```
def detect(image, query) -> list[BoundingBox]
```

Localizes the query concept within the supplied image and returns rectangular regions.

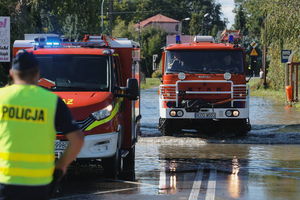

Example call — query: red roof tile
[135,14,179,28]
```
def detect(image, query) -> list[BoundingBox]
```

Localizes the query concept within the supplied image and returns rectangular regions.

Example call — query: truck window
[113,56,122,86]
[36,54,109,91]
[166,50,244,74]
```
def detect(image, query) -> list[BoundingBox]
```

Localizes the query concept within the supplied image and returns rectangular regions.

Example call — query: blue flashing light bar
[33,36,107,48]
[175,35,181,44]
[228,35,234,43]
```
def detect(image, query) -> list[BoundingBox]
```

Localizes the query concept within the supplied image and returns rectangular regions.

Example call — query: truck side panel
[114,48,140,149]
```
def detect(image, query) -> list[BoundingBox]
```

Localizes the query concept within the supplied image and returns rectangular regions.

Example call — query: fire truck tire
[236,119,251,136]
[120,147,135,180]
[159,119,179,136]
[224,119,250,136]
[102,148,122,179]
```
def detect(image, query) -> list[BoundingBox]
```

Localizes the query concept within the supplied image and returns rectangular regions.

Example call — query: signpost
[153,54,158,70]
[281,50,292,63]
[0,17,10,62]
[249,41,259,75]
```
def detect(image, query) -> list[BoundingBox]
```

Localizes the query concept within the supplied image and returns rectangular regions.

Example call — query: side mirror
[126,78,139,100]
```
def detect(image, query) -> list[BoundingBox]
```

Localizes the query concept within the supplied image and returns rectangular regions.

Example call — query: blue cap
[12,51,39,71]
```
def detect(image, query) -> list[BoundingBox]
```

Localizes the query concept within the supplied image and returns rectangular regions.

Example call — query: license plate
[55,140,68,150]
[195,112,216,118]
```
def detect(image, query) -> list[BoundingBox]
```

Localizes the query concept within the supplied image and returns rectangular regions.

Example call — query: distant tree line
[0,0,226,82]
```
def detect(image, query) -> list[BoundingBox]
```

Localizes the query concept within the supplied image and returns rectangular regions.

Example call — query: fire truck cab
[13,34,141,178]
[159,36,250,136]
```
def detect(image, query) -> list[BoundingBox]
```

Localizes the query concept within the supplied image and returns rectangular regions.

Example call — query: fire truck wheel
[102,149,122,179]
[160,119,179,136]
[236,119,251,136]
[120,147,135,181]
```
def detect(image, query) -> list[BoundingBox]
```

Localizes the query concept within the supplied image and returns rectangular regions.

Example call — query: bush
[151,70,162,78]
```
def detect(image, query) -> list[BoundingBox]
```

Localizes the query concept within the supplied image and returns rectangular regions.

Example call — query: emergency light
[176,35,181,44]
[228,35,234,43]
[33,36,106,48]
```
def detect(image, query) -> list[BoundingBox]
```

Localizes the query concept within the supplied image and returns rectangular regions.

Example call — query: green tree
[235,0,300,89]
[233,5,248,35]
[140,27,167,77]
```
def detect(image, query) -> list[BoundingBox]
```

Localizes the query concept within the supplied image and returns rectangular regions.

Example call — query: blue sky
[216,0,235,28]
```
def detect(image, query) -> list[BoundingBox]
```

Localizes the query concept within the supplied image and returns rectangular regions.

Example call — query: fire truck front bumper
[77,132,119,159]
[55,132,119,159]
[160,108,249,119]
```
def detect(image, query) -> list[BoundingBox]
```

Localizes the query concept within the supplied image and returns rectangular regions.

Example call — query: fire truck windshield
[36,54,109,91]
[166,50,244,74]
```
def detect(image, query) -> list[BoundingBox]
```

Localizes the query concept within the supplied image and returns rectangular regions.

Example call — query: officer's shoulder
[0,85,14,93]
[36,86,58,98]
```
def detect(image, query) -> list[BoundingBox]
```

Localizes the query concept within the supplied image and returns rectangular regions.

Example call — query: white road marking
[205,169,217,200]
[188,168,203,200]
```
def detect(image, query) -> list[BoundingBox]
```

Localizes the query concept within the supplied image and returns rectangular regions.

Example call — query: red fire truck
[159,36,251,136]
[13,34,141,178]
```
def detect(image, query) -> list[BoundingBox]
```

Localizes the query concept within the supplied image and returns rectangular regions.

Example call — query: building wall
[144,22,181,34]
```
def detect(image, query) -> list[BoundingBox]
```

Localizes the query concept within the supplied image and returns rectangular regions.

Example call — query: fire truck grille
[160,85,176,100]
[160,82,247,109]
[233,86,247,99]
[76,116,95,131]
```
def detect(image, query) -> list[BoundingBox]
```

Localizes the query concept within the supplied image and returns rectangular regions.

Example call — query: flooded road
[54,88,300,200]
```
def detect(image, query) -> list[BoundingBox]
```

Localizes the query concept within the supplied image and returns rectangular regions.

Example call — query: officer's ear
[9,69,13,78]
[9,69,16,79]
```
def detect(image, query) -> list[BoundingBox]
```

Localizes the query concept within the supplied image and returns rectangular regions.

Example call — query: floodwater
[53,88,300,200]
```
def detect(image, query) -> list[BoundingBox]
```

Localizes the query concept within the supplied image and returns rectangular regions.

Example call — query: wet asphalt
[52,88,300,200]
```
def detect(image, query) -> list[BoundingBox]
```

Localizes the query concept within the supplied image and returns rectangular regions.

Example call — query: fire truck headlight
[92,104,113,120]
[225,110,232,117]
[170,110,177,117]
[232,110,240,117]
[177,110,184,117]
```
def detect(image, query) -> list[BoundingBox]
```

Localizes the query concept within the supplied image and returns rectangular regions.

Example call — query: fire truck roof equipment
[194,36,214,43]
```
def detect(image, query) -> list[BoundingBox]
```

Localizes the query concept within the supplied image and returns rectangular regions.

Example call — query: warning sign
[0,16,10,62]
[250,48,258,56]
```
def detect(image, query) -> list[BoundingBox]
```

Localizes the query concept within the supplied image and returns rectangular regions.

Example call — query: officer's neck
[13,79,37,85]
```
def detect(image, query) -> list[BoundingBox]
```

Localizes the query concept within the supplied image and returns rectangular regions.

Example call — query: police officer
[0,51,84,200]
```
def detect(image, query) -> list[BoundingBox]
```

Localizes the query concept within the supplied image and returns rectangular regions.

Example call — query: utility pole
[262,13,268,87]
[109,0,113,36]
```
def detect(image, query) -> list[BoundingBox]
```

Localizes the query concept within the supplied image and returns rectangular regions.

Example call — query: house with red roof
[135,14,181,34]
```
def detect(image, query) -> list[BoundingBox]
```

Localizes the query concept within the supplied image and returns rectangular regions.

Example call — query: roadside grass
[140,78,161,90]
[248,77,286,102]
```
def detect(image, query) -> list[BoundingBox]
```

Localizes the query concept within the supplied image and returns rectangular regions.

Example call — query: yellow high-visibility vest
[0,84,57,185]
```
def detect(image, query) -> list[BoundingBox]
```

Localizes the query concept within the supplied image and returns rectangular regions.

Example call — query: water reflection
[158,160,178,194]
[228,174,241,199]
[232,156,240,175]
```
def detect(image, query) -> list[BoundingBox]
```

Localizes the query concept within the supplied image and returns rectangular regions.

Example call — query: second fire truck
[159,36,251,136]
